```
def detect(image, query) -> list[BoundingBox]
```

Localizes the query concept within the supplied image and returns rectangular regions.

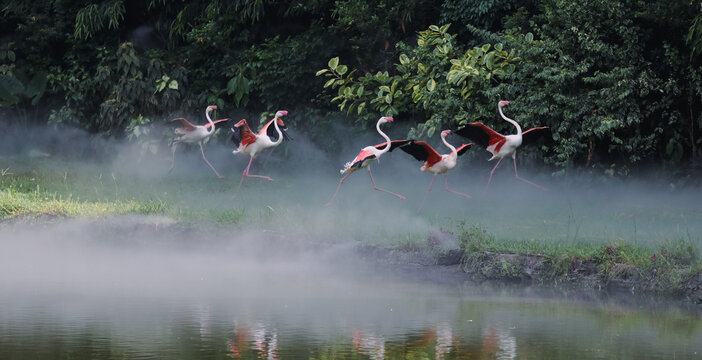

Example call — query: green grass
[457,223,702,294]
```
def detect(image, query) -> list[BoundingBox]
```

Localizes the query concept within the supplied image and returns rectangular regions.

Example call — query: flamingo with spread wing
[397,130,473,212]
[455,101,551,192]
[169,105,230,178]
[230,110,292,199]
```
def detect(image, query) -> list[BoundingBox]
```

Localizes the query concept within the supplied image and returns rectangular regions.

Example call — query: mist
[2,120,702,359]
[2,118,701,249]
[1,119,700,310]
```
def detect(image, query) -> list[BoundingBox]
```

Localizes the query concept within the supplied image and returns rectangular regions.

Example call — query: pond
[0,218,700,359]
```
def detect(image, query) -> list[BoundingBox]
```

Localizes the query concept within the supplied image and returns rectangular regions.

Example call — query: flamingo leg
[367,168,405,200]
[513,157,547,191]
[199,142,223,179]
[484,157,503,193]
[231,157,254,200]
[243,158,273,181]
[444,174,471,199]
[417,175,437,213]
[168,141,181,174]
[324,172,353,206]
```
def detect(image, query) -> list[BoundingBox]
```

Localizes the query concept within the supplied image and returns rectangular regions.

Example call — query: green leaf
[357,102,366,114]
[427,78,436,92]
[399,54,410,65]
[495,43,503,51]
[450,59,461,67]
[484,53,495,70]
[324,78,336,88]
[429,25,440,32]
[525,33,534,43]
[315,69,329,76]
[337,65,348,75]
[379,85,391,93]
[328,57,339,71]
[357,85,364,96]
[168,80,178,90]
[481,44,491,52]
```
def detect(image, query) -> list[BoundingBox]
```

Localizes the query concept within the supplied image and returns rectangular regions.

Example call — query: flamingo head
[441,130,451,136]
[275,110,288,118]
[381,116,394,123]
[234,119,248,127]
[498,100,510,107]
[207,105,218,111]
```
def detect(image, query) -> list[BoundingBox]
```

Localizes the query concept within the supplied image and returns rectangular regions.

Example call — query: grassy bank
[455,224,702,297]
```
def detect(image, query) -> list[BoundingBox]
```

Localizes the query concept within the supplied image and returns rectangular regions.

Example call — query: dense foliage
[0,0,701,177]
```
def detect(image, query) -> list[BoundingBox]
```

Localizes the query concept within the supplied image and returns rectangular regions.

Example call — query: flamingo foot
[246,174,273,181]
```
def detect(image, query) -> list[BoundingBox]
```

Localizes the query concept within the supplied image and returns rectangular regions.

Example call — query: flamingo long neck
[499,105,521,137]
[441,134,457,156]
[377,120,392,154]
[205,108,216,135]
[271,117,283,146]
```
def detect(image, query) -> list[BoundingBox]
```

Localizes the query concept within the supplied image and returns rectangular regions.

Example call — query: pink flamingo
[230,110,291,199]
[169,105,230,178]
[397,130,473,212]
[455,100,550,192]
[325,116,409,206]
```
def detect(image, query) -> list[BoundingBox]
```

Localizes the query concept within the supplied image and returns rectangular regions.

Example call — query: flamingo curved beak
[384,117,394,122]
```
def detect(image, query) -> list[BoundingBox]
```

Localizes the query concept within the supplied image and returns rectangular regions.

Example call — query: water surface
[1,218,700,359]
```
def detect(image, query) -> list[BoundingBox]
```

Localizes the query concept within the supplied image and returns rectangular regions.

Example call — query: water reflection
[1,289,701,359]
[1,218,701,359]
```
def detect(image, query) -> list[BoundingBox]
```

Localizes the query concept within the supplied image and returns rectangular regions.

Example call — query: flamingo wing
[456,143,473,156]
[398,141,441,164]
[456,122,506,156]
[171,117,198,132]
[345,149,377,172]
[231,119,257,148]
[455,123,504,148]
[522,126,552,147]
[373,140,411,152]
[258,118,293,142]
[204,118,231,129]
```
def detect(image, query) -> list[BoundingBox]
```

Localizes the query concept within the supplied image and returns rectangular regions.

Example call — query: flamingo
[325,116,409,206]
[455,100,550,192]
[169,105,230,178]
[230,110,292,199]
[397,130,473,212]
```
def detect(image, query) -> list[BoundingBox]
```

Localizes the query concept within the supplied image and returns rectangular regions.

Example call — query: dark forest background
[1,0,701,179]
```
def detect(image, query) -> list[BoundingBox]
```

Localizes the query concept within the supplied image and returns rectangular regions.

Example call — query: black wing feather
[230,127,243,148]
[375,140,411,152]
[267,123,292,141]
[454,125,490,148]
[456,143,473,156]
[397,141,430,161]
